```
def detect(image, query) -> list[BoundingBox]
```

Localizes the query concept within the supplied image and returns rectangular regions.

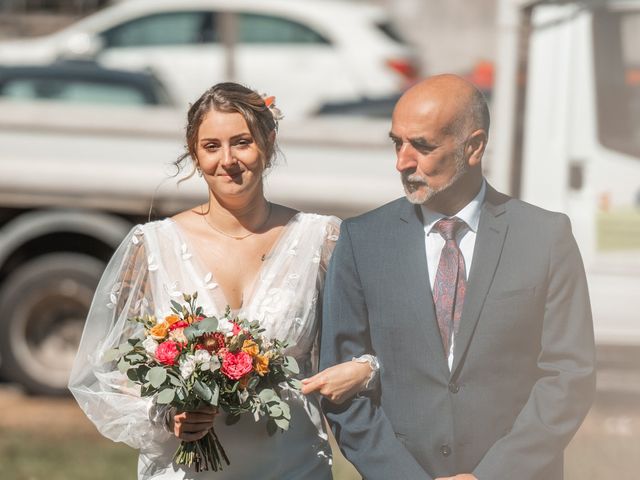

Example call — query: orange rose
[164,315,181,326]
[242,339,259,357]
[149,322,169,340]
[255,354,269,376]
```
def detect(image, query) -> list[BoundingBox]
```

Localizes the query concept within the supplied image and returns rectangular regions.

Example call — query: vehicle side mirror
[59,33,105,60]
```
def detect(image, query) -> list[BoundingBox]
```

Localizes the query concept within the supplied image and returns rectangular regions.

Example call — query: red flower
[169,320,189,331]
[232,323,242,336]
[221,351,253,380]
[201,332,226,353]
[155,341,181,366]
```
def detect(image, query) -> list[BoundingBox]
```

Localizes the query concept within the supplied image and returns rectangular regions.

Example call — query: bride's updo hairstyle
[175,82,280,180]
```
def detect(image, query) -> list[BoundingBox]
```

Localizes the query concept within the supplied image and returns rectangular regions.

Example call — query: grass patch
[0,429,137,480]
[0,396,636,480]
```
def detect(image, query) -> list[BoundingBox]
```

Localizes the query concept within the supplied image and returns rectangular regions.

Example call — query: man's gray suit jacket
[320,185,596,480]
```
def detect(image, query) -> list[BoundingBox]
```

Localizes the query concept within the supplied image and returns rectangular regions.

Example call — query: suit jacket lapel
[451,185,509,376]
[398,200,450,378]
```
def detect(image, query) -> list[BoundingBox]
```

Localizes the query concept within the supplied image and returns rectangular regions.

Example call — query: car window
[238,13,330,44]
[593,9,640,158]
[101,11,217,48]
[0,78,153,105]
[376,21,408,45]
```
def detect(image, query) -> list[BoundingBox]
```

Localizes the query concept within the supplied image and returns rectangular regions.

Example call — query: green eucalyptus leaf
[247,376,260,391]
[102,349,121,363]
[170,300,183,312]
[176,388,187,401]
[126,368,140,382]
[156,388,175,404]
[147,366,167,388]
[209,382,220,406]
[269,404,283,417]
[258,388,278,404]
[288,378,302,390]
[280,402,291,420]
[284,356,299,375]
[193,380,212,402]
[118,342,134,355]
[117,357,130,374]
[127,353,144,364]
[168,373,183,387]
[183,317,219,341]
[183,325,199,342]
[274,417,290,431]
[197,317,219,333]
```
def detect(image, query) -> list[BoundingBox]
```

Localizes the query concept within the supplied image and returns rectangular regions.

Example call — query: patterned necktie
[432,217,467,357]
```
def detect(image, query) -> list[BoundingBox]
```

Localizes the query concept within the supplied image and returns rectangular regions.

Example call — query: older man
[318,75,595,480]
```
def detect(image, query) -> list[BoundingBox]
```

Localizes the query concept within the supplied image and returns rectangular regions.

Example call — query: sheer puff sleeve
[318,216,341,284]
[68,225,171,450]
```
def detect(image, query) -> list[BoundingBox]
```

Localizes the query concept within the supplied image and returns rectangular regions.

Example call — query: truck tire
[0,253,105,396]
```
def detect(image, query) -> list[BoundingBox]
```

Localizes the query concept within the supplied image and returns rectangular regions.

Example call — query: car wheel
[0,253,105,396]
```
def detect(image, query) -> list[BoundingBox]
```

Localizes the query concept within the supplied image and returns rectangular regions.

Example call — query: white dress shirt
[420,180,486,370]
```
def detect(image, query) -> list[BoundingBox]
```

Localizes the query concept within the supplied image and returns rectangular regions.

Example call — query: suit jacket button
[440,445,452,457]
[448,382,460,393]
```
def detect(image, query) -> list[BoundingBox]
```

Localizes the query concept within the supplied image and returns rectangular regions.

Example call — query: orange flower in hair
[260,93,284,127]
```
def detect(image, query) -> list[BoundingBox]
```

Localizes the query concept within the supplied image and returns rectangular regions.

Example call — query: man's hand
[435,475,478,480]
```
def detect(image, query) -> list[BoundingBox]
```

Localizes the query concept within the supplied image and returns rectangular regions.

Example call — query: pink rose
[221,351,253,380]
[155,340,181,366]
[232,323,242,336]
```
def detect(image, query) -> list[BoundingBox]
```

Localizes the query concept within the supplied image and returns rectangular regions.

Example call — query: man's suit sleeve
[320,221,431,480]
[473,214,596,480]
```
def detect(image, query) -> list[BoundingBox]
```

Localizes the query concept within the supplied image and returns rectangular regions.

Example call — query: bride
[69,83,375,479]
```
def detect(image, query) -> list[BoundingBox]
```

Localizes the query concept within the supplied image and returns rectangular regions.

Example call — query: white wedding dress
[69,212,341,479]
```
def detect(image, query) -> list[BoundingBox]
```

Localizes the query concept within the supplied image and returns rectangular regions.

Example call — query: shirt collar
[420,179,486,234]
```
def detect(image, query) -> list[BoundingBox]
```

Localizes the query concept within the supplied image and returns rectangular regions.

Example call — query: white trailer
[490,0,640,379]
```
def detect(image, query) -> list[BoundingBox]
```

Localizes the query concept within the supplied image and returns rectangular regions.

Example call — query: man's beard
[401,150,468,205]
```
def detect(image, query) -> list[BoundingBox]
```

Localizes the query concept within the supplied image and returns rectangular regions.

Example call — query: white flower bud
[142,337,158,356]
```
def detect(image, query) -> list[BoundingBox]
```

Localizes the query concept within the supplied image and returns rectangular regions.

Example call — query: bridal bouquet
[107,292,300,472]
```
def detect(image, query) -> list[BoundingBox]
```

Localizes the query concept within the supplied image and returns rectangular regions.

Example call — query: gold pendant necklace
[202,202,273,240]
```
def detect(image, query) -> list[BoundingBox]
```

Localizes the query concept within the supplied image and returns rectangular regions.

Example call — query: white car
[0,0,418,117]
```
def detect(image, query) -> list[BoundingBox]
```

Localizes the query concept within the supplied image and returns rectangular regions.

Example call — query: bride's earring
[196,165,203,177]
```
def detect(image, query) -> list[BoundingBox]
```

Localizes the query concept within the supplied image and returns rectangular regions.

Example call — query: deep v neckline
[165,213,302,312]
